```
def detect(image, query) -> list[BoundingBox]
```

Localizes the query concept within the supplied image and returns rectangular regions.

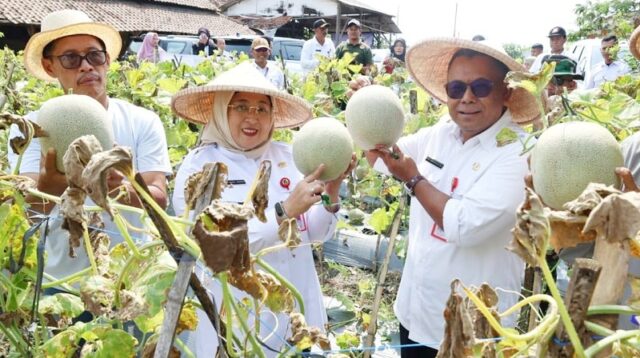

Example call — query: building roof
[0,0,253,35]
[230,15,293,31]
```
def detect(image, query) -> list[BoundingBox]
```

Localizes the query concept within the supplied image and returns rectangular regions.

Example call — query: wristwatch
[404,174,426,196]
[275,201,289,220]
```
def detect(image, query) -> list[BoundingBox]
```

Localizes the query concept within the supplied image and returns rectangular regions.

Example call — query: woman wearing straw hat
[366,39,539,357]
[171,61,354,356]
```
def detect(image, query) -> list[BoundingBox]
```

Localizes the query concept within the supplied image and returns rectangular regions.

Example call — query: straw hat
[24,9,122,82]
[631,25,640,61]
[406,37,541,124]
[171,62,312,128]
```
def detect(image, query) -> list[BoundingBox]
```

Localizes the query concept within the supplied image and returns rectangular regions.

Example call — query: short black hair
[531,43,543,50]
[602,35,618,43]
[449,48,510,78]
[42,36,107,58]
[472,35,486,41]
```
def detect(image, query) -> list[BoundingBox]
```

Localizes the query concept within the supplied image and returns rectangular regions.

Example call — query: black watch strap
[275,201,289,219]
[405,174,426,195]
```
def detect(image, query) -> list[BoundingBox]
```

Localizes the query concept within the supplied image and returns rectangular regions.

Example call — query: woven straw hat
[171,62,312,128]
[406,37,540,124]
[24,9,122,82]
[631,25,640,61]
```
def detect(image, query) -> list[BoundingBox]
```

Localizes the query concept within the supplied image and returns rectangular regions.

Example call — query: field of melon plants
[2,37,640,357]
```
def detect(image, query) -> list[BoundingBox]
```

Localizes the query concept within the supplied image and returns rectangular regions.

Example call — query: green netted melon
[347,208,365,225]
[345,85,405,150]
[530,121,623,210]
[37,94,113,172]
[292,117,353,181]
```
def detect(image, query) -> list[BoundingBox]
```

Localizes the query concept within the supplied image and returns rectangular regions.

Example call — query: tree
[503,43,528,62]
[570,0,640,41]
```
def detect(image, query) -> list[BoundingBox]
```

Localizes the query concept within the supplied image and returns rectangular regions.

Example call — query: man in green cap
[542,54,583,96]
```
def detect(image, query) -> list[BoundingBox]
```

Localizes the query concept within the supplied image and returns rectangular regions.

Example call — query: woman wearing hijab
[171,62,354,356]
[383,38,407,74]
[137,32,164,63]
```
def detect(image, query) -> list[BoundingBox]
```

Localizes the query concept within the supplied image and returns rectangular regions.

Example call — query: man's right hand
[37,148,68,197]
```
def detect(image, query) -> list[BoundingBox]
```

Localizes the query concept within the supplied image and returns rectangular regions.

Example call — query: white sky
[367,0,583,48]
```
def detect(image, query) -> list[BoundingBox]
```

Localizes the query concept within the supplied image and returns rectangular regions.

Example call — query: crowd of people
[7,7,640,358]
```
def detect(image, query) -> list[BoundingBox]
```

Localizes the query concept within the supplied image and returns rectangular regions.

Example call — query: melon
[37,94,113,172]
[530,121,623,210]
[292,117,353,181]
[345,85,405,150]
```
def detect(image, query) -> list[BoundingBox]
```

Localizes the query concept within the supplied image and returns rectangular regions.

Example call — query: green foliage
[570,0,640,40]
[503,43,528,62]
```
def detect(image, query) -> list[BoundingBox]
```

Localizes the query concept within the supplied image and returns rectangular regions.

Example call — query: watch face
[275,202,285,217]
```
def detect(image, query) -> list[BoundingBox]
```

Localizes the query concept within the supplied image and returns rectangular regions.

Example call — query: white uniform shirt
[583,59,631,89]
[376,111,527,347]
[529,50,578,73]
[8,98,172,281]
[300,36,336,75]
[172,142,337,357]
[253,61,285,90]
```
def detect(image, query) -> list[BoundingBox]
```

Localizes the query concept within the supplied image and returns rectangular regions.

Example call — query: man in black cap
[192,27,216,56]
[529,26,577,72]
[335,19,373,75]
[301,18,336,75]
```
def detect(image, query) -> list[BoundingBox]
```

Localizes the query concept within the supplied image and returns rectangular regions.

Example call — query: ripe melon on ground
[345,85,405,150]
[38,94,113,173]
[530,121,623,210]
[292,117,353,181]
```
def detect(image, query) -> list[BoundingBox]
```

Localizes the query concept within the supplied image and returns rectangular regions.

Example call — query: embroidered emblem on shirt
[280,177,291,190]
[472,162,481,171]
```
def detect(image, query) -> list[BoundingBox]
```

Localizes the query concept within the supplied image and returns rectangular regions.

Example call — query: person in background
[192,27,216,56]
[524,56,536,71]
[531,43,544,57]
[583,35,631,89]
[335,19,373,75]
[300,18,335,75]
[365,38,539,357]
[8,9,170,286]
[137,31,165,63]
[530,26,577,72]
[214,38,232,59]
[171,62,354,356]
[250,37,285,90]
[542,55,583,96]
[472,34,486,41]
[383,38,407,74]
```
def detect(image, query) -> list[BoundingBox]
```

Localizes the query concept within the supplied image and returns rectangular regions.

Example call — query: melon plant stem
[82,228,99,276]
[584,329,640,357]
[112,209,143,258]
[255,256,304,315]
[113,240,165,307]
[538,250,585,357]
[40,267,90,289]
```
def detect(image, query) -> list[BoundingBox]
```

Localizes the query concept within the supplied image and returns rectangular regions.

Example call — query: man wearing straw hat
[366,39,539,356]
[7,10,171,284]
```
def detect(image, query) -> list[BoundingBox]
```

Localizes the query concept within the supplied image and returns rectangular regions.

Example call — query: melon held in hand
[530,121,623,210]
[345,85,405,150]
[292,117,353,181]
[37,94,113,173]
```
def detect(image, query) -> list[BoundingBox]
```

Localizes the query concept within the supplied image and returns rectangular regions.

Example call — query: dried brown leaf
[437,280,476,358]
[91,231,111,277]
[184,162,228,211]
[583,191,640,243]
[63,135,104,185]
[82,146,133,219]
[141,337,181,358]
[287,312,331,351]
[563,183,621,215]
[80,275,115,317]
[0,113,45,155]
[250,160,272,222]
[192,201,253,274]
[117,289,148,321]
[507,188,550,266]
[278,218,301,249]
[60,187,88,258]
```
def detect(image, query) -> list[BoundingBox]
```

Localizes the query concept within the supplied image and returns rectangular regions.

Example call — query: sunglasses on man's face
[254,47,269,53]
[53,50,107,69]
[444,78,494,99]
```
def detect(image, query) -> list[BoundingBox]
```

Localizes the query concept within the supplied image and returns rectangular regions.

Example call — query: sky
[366,0,584,48]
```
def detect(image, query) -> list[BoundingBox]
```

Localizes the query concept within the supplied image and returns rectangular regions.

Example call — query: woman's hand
[323,154,357,211]
[369,144,419,183]
[282,165,326,218]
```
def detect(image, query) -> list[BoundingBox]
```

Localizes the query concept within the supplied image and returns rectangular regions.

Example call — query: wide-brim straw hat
[631,25,640,61]
[171,62,312,128]
[24,9,122,82]
[406,37,540,124]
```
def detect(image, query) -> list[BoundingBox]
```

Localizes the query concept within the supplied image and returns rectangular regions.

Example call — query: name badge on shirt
[227,179,246,185]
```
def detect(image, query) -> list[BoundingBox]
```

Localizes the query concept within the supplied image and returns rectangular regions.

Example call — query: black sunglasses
[444,78,494,99]
[53,50,107,69]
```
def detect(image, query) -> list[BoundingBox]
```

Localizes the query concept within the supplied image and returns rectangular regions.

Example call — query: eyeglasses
[228,103,272,116]
[444,78,494,99]
[52,50,107,69]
